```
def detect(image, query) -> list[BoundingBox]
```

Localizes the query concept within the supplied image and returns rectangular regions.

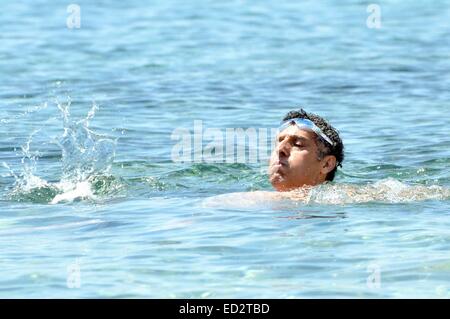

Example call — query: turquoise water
[1,0,450,298]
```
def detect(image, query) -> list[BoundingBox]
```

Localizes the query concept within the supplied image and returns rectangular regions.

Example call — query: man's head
[269,109,344,191]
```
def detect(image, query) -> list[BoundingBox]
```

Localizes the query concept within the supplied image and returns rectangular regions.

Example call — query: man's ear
[321,155,337,175]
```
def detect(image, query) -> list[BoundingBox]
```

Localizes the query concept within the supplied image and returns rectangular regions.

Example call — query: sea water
[1,0,450,298]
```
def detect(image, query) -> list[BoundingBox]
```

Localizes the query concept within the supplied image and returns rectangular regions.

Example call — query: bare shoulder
[201,189,309,208]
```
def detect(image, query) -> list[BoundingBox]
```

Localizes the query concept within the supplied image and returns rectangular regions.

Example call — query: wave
[307,178,450,204]
[202,178,450,208]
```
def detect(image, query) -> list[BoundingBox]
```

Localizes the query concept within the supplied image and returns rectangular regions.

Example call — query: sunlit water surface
[1,0,450,298]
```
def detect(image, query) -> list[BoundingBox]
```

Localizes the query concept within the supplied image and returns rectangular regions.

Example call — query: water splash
[4,99,118,204]
[2,129,58,203]
[56,99,115,183]
[307,178,450,205]
[202,178,450,208]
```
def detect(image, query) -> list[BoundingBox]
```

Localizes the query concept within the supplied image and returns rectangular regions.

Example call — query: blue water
[1,0,450,298]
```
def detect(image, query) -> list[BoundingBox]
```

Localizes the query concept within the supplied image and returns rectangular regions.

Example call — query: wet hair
[282,108,344,181]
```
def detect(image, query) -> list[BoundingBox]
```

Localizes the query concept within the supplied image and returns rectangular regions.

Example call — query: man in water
[203,109,345,207]
[205,110,449,207]
[269,109,344,191]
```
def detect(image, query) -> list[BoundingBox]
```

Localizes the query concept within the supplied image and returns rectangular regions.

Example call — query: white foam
[50,181,96,204]
[202,179,450,208]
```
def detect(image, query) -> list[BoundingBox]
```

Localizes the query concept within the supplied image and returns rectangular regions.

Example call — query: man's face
[269,125,331,191]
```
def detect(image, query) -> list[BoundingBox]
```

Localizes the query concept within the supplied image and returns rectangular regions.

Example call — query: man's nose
[277,139,290,159]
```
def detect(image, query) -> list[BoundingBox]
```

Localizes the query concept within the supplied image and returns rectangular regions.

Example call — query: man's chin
[271,177,321,192]
[269,174,290,192]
